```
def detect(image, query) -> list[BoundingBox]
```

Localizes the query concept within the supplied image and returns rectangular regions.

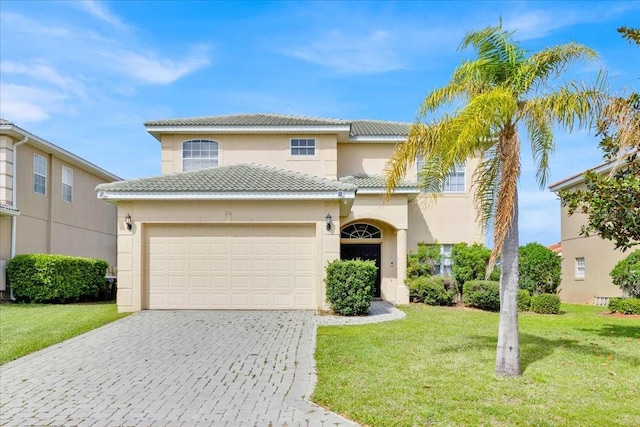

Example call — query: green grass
[0,302,129,365]
[313,304,640,426]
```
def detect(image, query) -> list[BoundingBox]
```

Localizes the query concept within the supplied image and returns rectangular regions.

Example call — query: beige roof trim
[146,125,352,141]
[549,161,614,192]
[97,190,357,201]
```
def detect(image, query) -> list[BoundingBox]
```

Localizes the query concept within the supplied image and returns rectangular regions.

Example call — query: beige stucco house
[97,114,484,312]
[549,162,627,304]
[0,119,120,296]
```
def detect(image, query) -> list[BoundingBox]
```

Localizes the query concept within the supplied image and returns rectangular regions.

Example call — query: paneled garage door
[146,224,316,309]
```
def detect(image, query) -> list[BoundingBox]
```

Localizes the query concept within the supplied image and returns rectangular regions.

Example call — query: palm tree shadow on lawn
[438,329,640,372]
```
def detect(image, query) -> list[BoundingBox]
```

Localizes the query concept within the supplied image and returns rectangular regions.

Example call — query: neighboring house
[547,242,562,257]
[0,119,120,296]
[96,114,484,312]
[549,162,626,304]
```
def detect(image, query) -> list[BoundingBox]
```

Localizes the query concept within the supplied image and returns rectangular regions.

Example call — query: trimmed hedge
[462,280,500,311]
[407,276,455,306]
[7,254,109,303]
[325,259,377,316]
[517,289,531,311]
[609,297,640,315]
[530,293,561,314]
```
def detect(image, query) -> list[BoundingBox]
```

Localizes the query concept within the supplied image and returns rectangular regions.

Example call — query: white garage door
[146,224,316,309]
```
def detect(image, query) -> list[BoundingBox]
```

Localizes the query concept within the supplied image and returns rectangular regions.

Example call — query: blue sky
[1,0,638,246]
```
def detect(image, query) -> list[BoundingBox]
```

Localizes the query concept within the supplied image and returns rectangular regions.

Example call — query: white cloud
[288,29,405,74]
[109,48,211,85]
[0,83,69,122]
[1,61,87,98]
[75,0,126,28]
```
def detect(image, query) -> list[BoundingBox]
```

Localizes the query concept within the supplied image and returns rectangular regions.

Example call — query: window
[436,244,454,276]
[33,154,47,195]
[62,166,73,202]
[416,155,466,193]
[442,163,466,193]
[182,140,219,172]
[290,138,315,156]
[340,223,382,239]
[576,257,585,279]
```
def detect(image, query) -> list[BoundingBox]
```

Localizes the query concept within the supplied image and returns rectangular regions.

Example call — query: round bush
[517,289,531,311]
[518,242,561,294]
[530,293,561,314]
[325,259,376,316]
[610,250,640,298]
[462,280,500,311]
[407,276,455,306]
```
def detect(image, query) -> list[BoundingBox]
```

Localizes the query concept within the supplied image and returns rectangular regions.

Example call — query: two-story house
[0,119,120,296]
[549,161,627,304]
[96,114,484,312]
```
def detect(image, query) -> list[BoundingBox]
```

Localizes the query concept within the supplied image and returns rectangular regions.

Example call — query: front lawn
[314,304,640,426]
[0,302,129,365]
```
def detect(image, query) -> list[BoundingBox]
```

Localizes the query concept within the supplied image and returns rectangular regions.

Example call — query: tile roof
[96,164,357,194]
[144,113,349,127]
[144,113,411,138]
[339,174,419,192]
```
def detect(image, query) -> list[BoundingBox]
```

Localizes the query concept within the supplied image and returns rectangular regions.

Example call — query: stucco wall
[159,134,338,179]
[558,203,625,303]
[12,143,117,267]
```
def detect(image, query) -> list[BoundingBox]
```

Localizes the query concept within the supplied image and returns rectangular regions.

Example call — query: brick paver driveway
[0,310,357,426]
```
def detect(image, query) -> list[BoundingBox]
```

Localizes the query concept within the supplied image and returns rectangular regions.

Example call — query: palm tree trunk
[495,189,521,376]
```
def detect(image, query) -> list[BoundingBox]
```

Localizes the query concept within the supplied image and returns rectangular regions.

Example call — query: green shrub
[407,276,455,306]
[530,293,561,314]
[609,297,640,314]
[407,242,441,279]
[325,259,377,316]
[517,289,531,311]
[610,250,640,297]
[518,242,561,294]
[451,243,499,294]
[7,254,109,303]
[462,280,500,311]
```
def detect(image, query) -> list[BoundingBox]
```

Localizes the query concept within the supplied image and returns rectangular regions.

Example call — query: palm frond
[527,43,598,89]
[472,146,501,229]
[522,106,554,188]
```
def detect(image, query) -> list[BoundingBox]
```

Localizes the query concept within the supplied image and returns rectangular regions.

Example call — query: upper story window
[575,257,585,279]
[416,155,466,193]
[290,138,315,156]
[33,154,47,195]
[62,166,73,203]
[182,140,219,172]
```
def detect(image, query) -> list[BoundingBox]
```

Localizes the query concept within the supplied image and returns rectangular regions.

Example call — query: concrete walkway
[0,302,404,427]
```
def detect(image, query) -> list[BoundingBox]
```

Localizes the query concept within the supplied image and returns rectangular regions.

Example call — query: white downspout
[9,135,28,300]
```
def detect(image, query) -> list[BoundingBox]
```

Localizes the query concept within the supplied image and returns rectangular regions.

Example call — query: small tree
[407,242,442,279]
[610,249,640,298]
[451,243,499,294]
[518,243,561,294]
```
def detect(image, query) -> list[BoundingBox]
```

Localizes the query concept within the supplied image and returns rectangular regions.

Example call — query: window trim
[575,257,585,279]
[340,223,382,239]
[182,139,219,172]
[290,138,316,157]
[33,154,47,195]
[416,155,466,193]
[62,165,73,203]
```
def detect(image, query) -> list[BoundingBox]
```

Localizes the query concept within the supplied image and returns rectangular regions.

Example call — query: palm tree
[385,23,605,376]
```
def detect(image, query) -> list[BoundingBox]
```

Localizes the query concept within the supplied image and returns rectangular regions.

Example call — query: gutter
[10,135,28,300]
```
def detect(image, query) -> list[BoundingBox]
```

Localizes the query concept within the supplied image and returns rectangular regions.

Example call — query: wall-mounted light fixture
[125,213,132,231]
[325,213,332,231]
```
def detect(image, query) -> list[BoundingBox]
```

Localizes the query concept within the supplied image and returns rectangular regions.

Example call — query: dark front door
[340,244,382,298]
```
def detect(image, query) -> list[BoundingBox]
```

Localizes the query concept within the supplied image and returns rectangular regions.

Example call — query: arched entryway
[340,223,383,298]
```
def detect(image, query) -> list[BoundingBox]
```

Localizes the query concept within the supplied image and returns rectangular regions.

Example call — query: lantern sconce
[325,213,332,231]
[125,213,132,231]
